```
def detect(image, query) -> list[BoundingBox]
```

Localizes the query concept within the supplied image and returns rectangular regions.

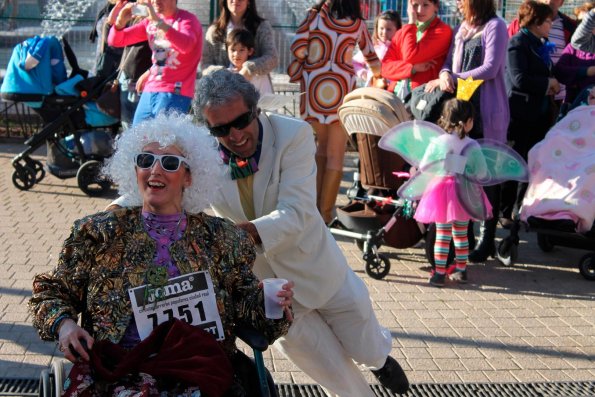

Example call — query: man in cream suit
[194,70,409,397]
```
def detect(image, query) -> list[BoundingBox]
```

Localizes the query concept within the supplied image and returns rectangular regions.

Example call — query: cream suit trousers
[273,270,393,397]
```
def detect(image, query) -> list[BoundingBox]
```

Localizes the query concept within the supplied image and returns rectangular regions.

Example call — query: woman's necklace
[142,211,186,287]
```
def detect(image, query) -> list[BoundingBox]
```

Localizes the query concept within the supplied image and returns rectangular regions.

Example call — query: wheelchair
[38,326,278,397]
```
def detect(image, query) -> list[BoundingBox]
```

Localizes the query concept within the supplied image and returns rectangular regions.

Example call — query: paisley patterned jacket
[30,208,290,356]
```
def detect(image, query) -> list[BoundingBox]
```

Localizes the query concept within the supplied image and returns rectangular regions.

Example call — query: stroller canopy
[1,36,67,99]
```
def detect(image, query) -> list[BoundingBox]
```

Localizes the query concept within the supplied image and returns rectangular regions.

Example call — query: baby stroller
[329,87,477,280]
[328,87,425,279]
[1,35,119,197]
[495,100,595,281]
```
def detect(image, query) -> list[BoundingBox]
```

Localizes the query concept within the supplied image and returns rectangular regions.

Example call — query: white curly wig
[103,113,224,213]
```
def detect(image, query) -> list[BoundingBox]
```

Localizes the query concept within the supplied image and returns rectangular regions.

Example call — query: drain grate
[1,378,594,396]
[0,378,38,396]
[277,381,595,397]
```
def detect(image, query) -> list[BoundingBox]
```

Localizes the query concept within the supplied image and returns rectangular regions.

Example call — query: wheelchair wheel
[365,253,390,280]
[12,165,36,190]
[38,369,51,397]
[52,360,66,396]
[579,253,595,281]
[496,237,518,267]
[77,160,111,197]
[232,350,278,397]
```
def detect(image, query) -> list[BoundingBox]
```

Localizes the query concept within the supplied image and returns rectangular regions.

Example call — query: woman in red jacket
[381,0,452,99]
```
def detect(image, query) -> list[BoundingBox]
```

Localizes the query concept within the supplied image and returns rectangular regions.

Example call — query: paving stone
[1,145,594,386]
[402,347,431,359]
[562,369,595,381]
[510,370,549,382]
[433,358,466,371]
[456,370,491,382]
[428,370,462,383]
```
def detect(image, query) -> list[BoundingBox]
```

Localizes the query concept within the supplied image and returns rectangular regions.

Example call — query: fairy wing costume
[378,119,529,220]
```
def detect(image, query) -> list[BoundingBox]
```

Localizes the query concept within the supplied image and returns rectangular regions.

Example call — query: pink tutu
[414,176,492,224]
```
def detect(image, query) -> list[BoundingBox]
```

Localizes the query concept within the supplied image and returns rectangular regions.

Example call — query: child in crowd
[227,29,274,95]
[414,82,491,287]
[352,10,402,86]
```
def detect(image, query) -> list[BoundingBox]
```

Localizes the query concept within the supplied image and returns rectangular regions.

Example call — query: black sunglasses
[207,109,257,137]
[135,153,189,172]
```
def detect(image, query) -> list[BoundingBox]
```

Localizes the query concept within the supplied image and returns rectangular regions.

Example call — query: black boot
[469,217,497,262]
[372,356,409,394]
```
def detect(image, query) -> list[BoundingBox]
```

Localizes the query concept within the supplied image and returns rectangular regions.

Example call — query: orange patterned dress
[287,3,381,125]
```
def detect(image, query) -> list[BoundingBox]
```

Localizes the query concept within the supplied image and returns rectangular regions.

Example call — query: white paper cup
[262,278,287,319]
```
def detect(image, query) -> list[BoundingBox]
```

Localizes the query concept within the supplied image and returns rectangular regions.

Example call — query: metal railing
[0,0,584,140]
[0,101,43,141]
[0,79,300,140]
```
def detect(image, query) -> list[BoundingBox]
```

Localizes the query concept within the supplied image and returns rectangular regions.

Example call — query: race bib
[128,271,225,341]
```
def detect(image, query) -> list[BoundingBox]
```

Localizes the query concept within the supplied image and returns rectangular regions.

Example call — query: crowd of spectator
[14,0,595,395]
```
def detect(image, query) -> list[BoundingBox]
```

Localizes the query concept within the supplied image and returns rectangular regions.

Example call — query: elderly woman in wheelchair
[29,114,293,397]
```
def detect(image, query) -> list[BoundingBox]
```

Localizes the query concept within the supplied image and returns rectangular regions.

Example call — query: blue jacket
[0,36,67,96]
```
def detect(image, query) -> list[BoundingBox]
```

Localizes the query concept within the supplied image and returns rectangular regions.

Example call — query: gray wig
[103,113,224,213]
[193,69,260,124]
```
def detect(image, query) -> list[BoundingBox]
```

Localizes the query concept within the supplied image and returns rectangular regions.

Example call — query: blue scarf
[521,28,556,67]
[218,120,263,180]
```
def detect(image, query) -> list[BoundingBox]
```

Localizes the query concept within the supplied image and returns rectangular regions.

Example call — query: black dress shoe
[500,218,514,229]
[372,356,409,394]
[468,242,495,262]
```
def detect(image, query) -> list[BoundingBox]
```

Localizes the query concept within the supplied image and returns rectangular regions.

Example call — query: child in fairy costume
[379,77,529,287]
[416,97,491,286]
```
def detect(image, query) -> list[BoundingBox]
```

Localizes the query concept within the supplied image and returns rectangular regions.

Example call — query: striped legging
[434,221,469,274]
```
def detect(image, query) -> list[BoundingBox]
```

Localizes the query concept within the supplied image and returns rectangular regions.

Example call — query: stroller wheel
[77,160,111,197]
[579,254,595,281]
[365,254,390,280]
[496,237,518,267]
[29,159,46,183]
[12,165,36,190]
[356,239,381,252]
[537,233,554,252]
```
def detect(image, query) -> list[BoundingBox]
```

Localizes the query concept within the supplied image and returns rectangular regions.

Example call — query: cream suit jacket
[211,112,348,309]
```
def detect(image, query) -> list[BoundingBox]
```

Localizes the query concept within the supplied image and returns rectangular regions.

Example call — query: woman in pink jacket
[108,0,202,125]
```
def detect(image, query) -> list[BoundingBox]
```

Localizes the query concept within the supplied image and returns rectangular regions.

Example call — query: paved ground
[0,142,594,389]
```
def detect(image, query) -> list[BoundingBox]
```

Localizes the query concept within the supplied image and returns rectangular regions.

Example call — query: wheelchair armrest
[235,325,269,352]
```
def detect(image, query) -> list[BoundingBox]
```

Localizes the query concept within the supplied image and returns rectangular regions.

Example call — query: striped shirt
[549,15,567,101]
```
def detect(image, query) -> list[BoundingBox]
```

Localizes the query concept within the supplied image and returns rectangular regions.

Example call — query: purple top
[119,212,188,348]
[441,17,510,143]
[142,211,187,278]
[554,42,595,104]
